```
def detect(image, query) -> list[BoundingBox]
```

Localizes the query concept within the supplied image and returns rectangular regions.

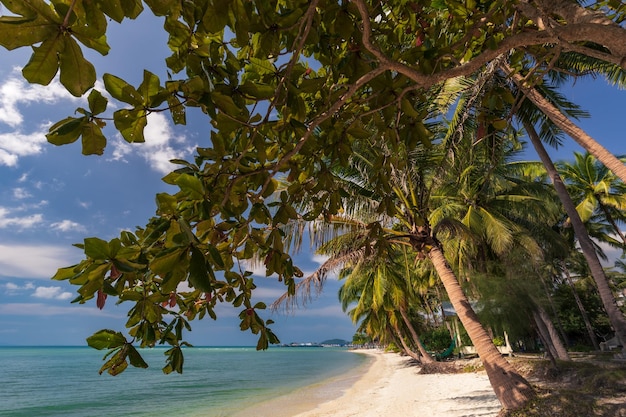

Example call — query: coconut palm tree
[557,151,626,247]
[336,258,433,362]
[275,133,536,408]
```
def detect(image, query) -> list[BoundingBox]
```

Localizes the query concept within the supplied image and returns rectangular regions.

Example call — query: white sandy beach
[234,350,502,417]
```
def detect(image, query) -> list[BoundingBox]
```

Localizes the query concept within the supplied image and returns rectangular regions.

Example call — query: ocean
[0,346,368,417]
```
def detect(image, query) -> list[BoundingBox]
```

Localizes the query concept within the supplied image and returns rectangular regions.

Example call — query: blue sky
[0,12,624,347]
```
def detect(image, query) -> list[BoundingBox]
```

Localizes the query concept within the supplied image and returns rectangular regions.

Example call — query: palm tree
[444,57,626,352]
[276,134,536,409]
[502,63,626,183]
[524,123,626,350]
[558,151,626,247]
[336,259,433,362]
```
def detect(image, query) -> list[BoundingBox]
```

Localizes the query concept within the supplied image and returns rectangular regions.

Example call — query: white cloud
[12,187,31,199]
[0,244,82,279]
[109,112,194,174]
[0,207,43,229]
[0,71,80,166]
[32,286,73,300]
[50,219,87,233]
[4,282,35,292]
[0,74,77,127]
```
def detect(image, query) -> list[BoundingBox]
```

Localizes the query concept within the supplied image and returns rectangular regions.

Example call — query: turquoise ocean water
[0,346,367,417]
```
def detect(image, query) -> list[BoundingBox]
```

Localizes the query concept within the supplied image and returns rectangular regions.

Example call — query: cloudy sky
[1,12,625,347]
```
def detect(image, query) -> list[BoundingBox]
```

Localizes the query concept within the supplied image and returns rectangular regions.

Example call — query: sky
[0,11,625,347]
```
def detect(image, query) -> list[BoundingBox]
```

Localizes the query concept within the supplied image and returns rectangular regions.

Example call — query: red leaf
[96,289,107,310]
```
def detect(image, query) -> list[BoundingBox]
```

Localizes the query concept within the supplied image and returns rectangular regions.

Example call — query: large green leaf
[113,108,147,143]
[46,116,85,146]
[188,246,214,292]
[81,122,107,155]
[103,73,143,105]
[0,0,59,50]
[21,34,63,85]
[59,36,96,96]
[94,0,125,22]
[86,329,126,350]
[175,174,204,200]
[87,89,108,114]
[84,237,111,260]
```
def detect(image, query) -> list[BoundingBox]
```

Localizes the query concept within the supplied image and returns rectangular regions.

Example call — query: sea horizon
[0,345,368,417]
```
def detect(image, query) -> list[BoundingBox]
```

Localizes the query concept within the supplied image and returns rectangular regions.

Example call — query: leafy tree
[5,0,626,410]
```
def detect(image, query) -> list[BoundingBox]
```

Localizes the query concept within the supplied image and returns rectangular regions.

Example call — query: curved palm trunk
[535,304,571,361]
[533,312,559,368]
[526,122,626,351]
[399,306,435,363]
[562,262,601,350]
[505,64,626,183]
[392,322,422,362]
[428,244,535,410]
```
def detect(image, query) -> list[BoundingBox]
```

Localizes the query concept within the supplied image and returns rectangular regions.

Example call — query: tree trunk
[537,270,570,347]
[533,312,559,368]
[428,244,535,410]
[562,262,601,350]
[399,305,435,363]
[392,322,422,362]
[525,123,626,351]
[505,64,626,183]
[535,304,571,361]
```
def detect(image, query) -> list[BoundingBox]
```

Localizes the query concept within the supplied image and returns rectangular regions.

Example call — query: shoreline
[232,349,503,417]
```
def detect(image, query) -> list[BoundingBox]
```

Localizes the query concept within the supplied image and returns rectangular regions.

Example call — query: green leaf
[167,94,186,125]
[103,73,143,105]
[163,346,184,374]
[0,3,59,50]
[144,0,180,17]
[211,92,246,118]
[46,116,85,146]
[95,0,125,22]
[88,89,108,115]
[175,174,204,200]
[87,329,126,350]
[138,70,161,105]
[21,34,63,86]
[59,36,96,96]
[238,81,276,100]
[188,246,214,293]
[81,122,107,155]
[127,344,149,368]
[155,193,178,215]
[120,0,144,19]
[150,247,184,276]
[113,108,147,143]
[84,237,111,260]
[52,264,79,281]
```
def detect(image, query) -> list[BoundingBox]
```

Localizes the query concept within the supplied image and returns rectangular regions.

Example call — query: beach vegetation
[2,0,626,412]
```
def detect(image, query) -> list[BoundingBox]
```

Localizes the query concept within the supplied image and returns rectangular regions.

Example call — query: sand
[234,349,503,417]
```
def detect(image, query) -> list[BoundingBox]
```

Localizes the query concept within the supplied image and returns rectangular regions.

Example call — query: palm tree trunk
[392,322,422,362]
[399,306,435,363]
[504,64,626,183]
[537,269,570,347]
[428,244,535,410]
[525,122,626,351]
[535,304,571,361]
[533,312,559,368]
[562,262,601,350]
